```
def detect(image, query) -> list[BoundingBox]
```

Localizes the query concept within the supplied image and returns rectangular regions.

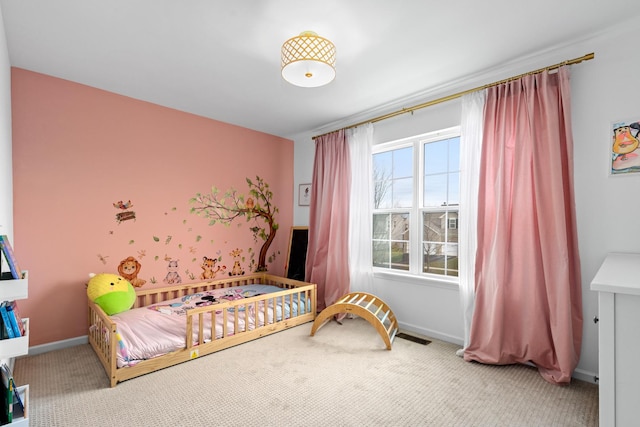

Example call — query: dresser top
[591,252,640,295]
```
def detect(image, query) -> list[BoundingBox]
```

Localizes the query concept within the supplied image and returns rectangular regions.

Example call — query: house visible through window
[372,127,460,278]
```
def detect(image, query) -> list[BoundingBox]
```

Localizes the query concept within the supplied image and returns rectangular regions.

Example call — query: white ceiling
[1,0,639,139]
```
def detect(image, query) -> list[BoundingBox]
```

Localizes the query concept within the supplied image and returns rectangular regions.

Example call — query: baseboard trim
[26,335,88,356]
[397,321,464,347]
[572,367,598,384]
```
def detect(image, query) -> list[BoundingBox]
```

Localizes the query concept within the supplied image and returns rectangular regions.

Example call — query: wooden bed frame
[88,273,317,387]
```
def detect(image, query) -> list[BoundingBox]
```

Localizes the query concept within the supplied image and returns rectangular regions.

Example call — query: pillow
[87,273,136,315]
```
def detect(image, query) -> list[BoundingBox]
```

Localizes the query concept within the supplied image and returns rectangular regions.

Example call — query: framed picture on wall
[298,183,311,206]
[611,117,640,175]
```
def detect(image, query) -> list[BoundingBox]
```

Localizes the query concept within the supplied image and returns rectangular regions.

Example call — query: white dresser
[591,252,640,427]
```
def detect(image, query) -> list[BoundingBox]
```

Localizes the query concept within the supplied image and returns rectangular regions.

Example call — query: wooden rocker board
[310,292,398,350]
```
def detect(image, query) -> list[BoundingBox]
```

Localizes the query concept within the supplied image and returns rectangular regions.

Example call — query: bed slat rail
[184,283,314,343]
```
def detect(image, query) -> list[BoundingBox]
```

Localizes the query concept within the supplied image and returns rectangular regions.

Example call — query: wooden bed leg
[309,292,398,350]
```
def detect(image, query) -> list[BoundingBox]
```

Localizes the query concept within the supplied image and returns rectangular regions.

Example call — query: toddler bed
[88,273,317,387]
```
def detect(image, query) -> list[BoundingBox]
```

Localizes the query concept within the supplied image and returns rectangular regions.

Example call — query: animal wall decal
[200,256,226,279]
[228,248,245,276]
[118,256,147,287]
[163,259,182,284]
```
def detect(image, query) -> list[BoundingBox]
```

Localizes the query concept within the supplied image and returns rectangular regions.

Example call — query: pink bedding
[107,284,308,367]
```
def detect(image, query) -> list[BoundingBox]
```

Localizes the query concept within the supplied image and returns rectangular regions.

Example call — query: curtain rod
[312,52,595,140]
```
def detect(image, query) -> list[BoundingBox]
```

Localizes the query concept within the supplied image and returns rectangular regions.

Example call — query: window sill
[373,269,459,290]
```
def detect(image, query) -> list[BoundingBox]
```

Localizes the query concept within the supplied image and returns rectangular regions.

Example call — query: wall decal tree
[190,176,279,272]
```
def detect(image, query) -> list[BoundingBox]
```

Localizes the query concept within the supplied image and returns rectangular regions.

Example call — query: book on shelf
[5,301,24,337]
[3,302,23,338]
[11,386,23,420]
[0,306,15,339]
[0,363,13,423]
[0,235,22,280]
[0,315,7,340]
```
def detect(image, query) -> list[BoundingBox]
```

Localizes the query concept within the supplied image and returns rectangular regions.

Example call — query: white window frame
[372,126,460,283]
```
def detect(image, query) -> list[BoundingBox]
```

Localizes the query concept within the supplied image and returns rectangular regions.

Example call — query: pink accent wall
[11,68,294,346]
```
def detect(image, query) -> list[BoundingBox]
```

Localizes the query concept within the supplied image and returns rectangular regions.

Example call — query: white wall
[293,23,640,382]
[570,24,640,380]
[293,132,314,226]
[0,4,13,240]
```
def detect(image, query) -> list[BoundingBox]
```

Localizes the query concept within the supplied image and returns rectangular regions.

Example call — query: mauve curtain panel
[464,67,583,385]
[305,129,351,311]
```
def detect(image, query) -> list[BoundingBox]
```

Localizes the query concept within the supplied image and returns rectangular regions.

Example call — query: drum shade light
[281,31,336,88]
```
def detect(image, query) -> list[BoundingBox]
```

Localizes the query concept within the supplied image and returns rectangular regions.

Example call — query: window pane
[424,174,447,207]
[372,241,390,268]
[373,152,392,209]
[372,213,410,271]
[422,211,458,277]
[424,137,460,208]
[373,151,392,178]
[422,243,458,276]
[373,147,413,209]
[392,147,412,179]
[372,214,389,239]
[424,140,448,175]
[423,211,445,243]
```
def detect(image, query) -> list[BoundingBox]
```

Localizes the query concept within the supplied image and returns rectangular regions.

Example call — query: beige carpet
[14,318,598,426]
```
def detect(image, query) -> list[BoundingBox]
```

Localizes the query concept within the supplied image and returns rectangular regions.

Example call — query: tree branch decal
[190,176,279,272]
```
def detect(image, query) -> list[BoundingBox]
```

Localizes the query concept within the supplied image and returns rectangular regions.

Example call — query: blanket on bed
[146,285,275,316]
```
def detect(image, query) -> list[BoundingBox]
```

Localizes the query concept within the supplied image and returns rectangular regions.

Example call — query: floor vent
[396,332,431,345]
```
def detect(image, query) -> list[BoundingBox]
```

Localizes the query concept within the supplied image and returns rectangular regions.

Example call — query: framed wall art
[298,183,311,206]
[611,117,640,175]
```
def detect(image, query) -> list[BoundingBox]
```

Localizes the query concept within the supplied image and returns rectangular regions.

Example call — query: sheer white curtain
[347,123,374,293]
[456,90,486,356]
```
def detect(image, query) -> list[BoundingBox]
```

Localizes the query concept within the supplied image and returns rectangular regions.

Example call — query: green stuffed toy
[87,273,136,315]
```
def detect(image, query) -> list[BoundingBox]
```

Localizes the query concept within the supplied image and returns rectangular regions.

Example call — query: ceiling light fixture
[281,31,336,88]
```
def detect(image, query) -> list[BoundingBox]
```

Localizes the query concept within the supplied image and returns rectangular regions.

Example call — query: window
[372,127,460,278]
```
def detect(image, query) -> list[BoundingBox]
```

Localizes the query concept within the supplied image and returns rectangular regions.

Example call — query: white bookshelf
[0,271,27,301]
[0,271,29,426]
